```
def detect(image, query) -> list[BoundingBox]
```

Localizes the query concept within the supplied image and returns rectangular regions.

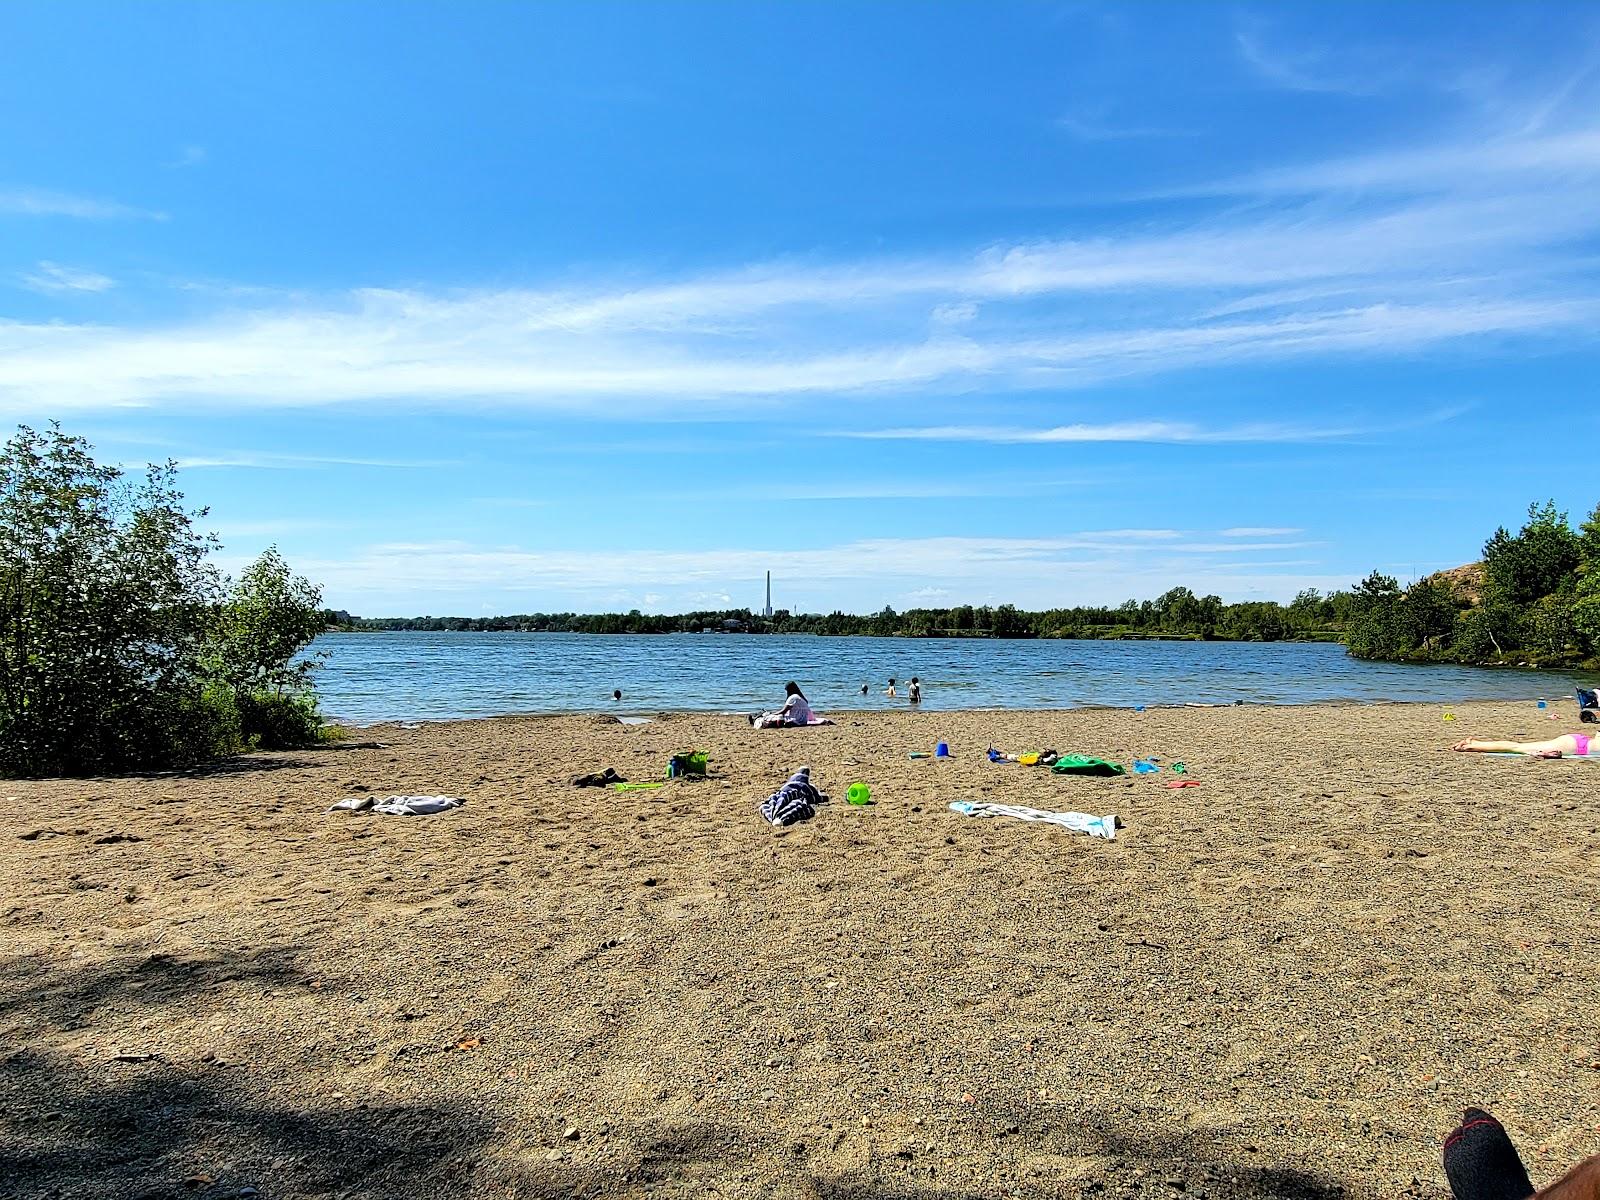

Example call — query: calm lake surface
[307,632,1591,723]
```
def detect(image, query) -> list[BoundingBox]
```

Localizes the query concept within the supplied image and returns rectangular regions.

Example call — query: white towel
[371,795,465,816]
[948,801,1116,839]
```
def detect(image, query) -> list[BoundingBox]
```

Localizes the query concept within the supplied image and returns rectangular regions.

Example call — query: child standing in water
[909,677,922,704]
[885,678,897,698]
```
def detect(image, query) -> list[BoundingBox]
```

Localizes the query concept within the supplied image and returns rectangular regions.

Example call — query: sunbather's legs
[1538,1156,1600,1200]
[1453,736,1580,755]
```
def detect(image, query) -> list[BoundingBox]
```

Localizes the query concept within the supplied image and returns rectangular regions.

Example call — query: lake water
[307,632,1591,723]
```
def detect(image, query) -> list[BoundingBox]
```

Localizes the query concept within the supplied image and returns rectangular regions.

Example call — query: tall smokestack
[765,571,772,618]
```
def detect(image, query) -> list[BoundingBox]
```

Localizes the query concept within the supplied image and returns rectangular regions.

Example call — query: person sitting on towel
[749,681,815,729]
[1453,732,1596,757]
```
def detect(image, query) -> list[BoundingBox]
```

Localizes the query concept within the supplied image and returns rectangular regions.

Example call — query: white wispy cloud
[0,186,165,221]
[1058,109,1192,141]
[1220,527,1303,537]
[1233,20,1389,97]
[0,292,1583,417]
[172,452,462,470]
[1182,129,1600,198]
[166,145,207,169]
[842,420,1353,446]
[283,531,1345,612]
[840,409,1464,446]
[21,261,117,294]
[1,107,1597,417]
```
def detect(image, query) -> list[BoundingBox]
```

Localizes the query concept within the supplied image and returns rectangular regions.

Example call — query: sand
[2,700,1597,1200]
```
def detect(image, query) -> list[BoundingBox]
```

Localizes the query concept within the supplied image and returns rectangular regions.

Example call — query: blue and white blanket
[759,766,830,827]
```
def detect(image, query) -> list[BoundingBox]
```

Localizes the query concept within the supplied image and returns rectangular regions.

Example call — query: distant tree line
[328,586,1353,642]
[1346,500,1600,668]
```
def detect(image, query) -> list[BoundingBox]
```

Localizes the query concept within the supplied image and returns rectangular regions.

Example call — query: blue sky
[4,2,1598,616]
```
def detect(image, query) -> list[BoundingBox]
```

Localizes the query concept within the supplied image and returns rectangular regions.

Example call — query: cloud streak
[840,407,1464,446]
[843,420,1354,446]
[0,186,165,221]
[21,262,116,295]
[281,531,1343,612]
[172,452,462,470]
[2,111,1598,418]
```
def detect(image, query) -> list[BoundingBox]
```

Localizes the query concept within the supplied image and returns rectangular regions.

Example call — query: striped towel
[759,766,830,827]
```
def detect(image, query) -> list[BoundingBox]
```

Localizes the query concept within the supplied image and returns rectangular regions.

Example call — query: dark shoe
[1444,1108,1534,1200]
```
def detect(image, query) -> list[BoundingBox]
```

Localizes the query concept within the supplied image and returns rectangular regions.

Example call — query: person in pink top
[1453,732,1596,757]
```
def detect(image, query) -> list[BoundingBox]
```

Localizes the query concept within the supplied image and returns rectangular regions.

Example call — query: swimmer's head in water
[612,689,621,700]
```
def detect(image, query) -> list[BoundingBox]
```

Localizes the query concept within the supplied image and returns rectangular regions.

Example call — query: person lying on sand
[748,681,826,729]
[1452,732,1595,758]
[1444,1106,1600,1200]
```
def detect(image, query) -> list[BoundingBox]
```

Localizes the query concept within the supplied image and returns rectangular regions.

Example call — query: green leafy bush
[1348,500,1600,667]
[236,691,329,750]
[0,424,329,778]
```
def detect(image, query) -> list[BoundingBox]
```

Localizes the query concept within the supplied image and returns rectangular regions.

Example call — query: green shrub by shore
[0,424,330,778]
[1345,500,1600,669]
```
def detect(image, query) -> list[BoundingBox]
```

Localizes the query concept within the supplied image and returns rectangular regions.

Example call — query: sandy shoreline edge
[334,693,1583,729]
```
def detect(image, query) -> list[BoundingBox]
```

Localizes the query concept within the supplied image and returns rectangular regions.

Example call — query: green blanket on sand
[1049,754,1125,777]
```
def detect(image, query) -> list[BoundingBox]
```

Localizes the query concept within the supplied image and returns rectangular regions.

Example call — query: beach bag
[1049,754,1125,777]
[1578,687,1598,723]
[668,750,708,778]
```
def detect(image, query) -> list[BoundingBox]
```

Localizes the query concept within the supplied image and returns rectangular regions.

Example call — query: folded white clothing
[371,795,465,816]
[948,800,1116,840]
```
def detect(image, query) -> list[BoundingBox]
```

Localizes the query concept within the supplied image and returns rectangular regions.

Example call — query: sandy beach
[2,699,1597,1200]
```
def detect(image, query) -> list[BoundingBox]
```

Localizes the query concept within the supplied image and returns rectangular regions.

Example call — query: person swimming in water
[885,678,897,698]
[612,689,621,702]
[859,683,868,696]
[1453,732,1595,757]
[909,677,922,704]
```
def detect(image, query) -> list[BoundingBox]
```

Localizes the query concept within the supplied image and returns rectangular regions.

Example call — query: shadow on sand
[0,951,1355,1200]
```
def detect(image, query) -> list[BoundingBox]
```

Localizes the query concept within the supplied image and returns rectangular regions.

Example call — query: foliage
[0,424,223,775]
[1344,572,1405,660]
[1481,501,1581,606]
[1347,498,1600,668]
[236,690,330,750]
[209,546,326,695]
[335,589,1352,643]
[0,424,329,777]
